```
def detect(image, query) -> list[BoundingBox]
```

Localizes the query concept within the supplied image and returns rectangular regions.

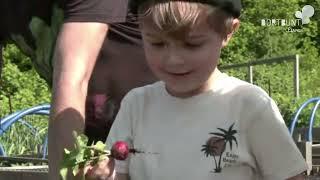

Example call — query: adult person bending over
[48,0,156,179]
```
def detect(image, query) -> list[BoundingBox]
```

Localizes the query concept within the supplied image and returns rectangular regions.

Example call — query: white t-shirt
[106,73,307,180]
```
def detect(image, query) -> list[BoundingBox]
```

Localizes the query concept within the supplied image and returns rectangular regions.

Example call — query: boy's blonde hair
[138,0,236,37]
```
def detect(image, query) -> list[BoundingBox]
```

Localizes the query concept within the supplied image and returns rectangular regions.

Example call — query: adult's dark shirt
[64,0,156,143]
[0,0,156,142]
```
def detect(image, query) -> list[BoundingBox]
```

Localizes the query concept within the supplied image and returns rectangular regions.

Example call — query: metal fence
[220,54,300,98]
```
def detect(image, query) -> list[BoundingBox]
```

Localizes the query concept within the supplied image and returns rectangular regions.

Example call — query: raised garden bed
[0,156,48,180]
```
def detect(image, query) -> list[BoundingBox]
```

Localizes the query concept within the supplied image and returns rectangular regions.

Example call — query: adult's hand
[84,158,115,180]
[77,158,130,180]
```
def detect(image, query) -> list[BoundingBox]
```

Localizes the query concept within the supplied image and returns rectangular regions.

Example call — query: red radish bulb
[111,141,129,160]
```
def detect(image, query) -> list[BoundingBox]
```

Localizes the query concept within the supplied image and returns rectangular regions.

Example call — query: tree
[0,44,51,117]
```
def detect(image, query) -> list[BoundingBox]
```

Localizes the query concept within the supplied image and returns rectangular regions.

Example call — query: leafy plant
[60,132,110,180]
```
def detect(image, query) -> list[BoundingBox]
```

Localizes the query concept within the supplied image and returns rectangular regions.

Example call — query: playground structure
[290,97,320,175]
[0,104,50,180]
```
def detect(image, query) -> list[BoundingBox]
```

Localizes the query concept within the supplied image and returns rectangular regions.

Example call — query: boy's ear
[222,18,240,47]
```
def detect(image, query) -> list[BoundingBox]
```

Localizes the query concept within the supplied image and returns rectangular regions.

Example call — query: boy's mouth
[167,71,192,76]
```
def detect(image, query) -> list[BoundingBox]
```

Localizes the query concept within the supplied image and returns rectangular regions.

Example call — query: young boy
[87,0,307,179]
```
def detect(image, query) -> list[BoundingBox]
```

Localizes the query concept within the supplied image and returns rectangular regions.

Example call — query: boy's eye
[150,42,165,47]
[184,42,203,48]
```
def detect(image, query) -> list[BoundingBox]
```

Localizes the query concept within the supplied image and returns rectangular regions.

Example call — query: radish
[111,141,129,160]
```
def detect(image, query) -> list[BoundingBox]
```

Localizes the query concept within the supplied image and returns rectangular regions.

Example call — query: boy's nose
[164,49,185,67]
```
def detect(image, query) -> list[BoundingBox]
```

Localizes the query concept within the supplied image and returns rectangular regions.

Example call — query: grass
[0,114,48,161]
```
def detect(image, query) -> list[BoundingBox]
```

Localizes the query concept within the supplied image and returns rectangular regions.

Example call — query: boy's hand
[84,158,115,180]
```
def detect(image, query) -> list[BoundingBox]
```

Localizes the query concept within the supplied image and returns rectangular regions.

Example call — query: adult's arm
[48,22,108,180]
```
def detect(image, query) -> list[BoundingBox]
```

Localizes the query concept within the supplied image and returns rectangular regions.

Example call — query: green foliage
[0,44,51,157]
[0,115,48,159]
[9,4,64,85]
[0,44,51,115]
[60,132,110,180]
[29,4,64,85]
[221,0,320,126]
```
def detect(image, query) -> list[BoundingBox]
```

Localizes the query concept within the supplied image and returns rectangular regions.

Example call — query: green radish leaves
[59,131,110,180]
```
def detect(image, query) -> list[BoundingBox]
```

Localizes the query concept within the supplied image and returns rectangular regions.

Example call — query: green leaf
[98,154,107,161]
[60,167,68,180]
[75,150,85,164]
[94,141,106,152]
[74,131,88,148]
[72,164,80,176]
[64,148,71,154]
[59,132,111,180]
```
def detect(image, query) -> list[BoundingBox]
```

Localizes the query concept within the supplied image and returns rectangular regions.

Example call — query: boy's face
[141,13,230,97]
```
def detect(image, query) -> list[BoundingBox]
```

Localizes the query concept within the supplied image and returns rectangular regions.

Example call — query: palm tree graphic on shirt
[201,123,238,173]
